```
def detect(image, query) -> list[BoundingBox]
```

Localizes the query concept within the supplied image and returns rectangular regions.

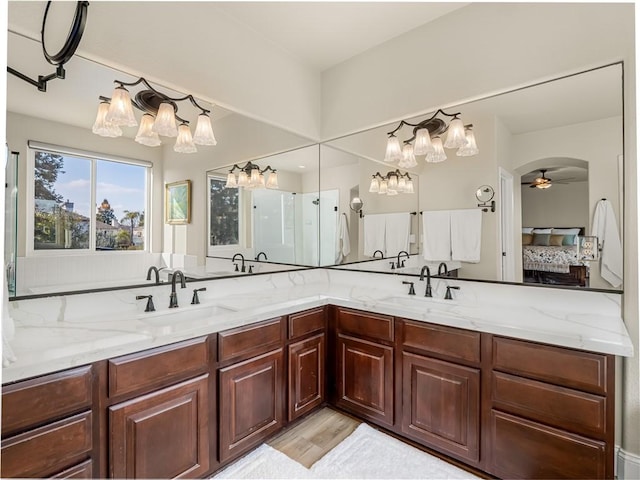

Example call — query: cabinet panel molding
[288,333,325,420]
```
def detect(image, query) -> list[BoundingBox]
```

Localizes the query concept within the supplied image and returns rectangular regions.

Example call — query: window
[28,142,150,253]
[208,174,241,253]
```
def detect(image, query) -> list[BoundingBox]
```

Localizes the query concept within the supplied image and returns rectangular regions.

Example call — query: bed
[522,227,589,287]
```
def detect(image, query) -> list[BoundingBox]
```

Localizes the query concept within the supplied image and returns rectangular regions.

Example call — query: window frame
[26,141,152,256]
[206,172,244,256]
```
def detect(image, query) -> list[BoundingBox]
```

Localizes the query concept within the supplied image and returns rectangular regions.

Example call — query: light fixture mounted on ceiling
[369,170,414,196]
[93,77,217,154]
[384,108,479,167]
[224,162,279,190]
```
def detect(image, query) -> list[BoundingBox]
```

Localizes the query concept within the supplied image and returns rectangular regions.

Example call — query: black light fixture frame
[387,108,471,145]
[99,77,211,125]
[228,161,277,177]
[371,169,413,183]
[7,1,89,92]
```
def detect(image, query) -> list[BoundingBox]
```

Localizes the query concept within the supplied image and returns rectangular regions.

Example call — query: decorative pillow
[562,234,577,246]
[550,234,564,246]
[552,228,581,235]
[532,233,551,246]
[522,227,534,234]
[522,233,533,245]
[532,228,552,234]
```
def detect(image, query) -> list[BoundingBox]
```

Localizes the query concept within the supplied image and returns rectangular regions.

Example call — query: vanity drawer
[492,371,607,438]
[2,365,92,436]
[108,337,209,398]
[218,317,284,363]
[492,337,609,394]
[336,307,394,343]
[288,307,326,339]
[1,412,92,479]
[401,319,480,364]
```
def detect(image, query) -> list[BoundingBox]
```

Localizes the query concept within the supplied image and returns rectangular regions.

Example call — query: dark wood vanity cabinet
[107,336,214,479]
[218,317,286,463]
[287,307,327,421]
[333,307,395,427]
[485,336,614,479]
[398,320,481,465]
[1,365,95,478]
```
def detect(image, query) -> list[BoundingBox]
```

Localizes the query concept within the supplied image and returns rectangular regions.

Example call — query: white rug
[213,423,481,479]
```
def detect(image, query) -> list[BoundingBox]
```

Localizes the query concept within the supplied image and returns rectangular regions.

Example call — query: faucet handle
[248,265,254,274]
[402,281,416,295]
[389,262,396,270]
[191,287,206,305]
[234,263,239,272]
[444,285,460,300]
[136,295,155,312]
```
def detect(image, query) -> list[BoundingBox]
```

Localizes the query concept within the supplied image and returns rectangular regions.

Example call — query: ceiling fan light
[153,102,179,137]
[444,117,466,149]
[173,123,197,153]
[134,114,161,146]
[105,86,138,127]
[537,182,552,189]
[193,113,217,146]
[413,128,433,156]
[384,135,402,163]
[92,101,122,137]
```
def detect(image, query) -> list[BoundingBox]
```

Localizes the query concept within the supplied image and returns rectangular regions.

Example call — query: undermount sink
[137,303,236,326]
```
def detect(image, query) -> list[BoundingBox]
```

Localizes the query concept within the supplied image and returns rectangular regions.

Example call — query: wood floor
[267,407,360,468]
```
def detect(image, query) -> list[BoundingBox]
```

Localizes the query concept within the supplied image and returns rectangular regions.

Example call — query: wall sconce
[369,170,414,196]
[93,77,217,154]
[224,162,278,190]
[384,108,479,166]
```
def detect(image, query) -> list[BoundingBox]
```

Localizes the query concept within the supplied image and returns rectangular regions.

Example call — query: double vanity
[1,268,633,479]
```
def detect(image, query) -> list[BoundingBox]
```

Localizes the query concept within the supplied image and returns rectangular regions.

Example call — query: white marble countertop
[2,269,633,384]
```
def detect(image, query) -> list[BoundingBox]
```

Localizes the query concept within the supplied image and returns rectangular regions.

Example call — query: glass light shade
[413,128,433,155]
[225,173,238,188]
[266,171,279,189]
[397,176,407,192]
[387,188,398,196]
[444,117,467,149]
[536,182,552,189]
[388,174,398,190]
[369,177,380,193]
[105,86,137,127]
[250,168,260,186]
[378,179,388,195]
[237,171,249,187]
[457,128,480,156]
[92,101,122,137]
[134,114,161,146]
[258,173,266,189]
[384,135,402,163]
[426,137,447,163]
[153,102,178,137]
[405,179,415,194]
[401,143,417,168]
[173,123,197,153]
[192,113,217,146]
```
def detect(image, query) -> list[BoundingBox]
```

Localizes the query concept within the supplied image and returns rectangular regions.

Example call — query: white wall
[521,182,589,228]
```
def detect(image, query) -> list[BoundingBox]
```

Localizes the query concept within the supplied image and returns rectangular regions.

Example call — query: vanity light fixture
[369,170,414,196]
[224,162,278,190]
[93,77,217,153]
[384,108,479,165]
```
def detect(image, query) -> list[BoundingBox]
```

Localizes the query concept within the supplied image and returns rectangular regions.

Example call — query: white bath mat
[212,422,481,479]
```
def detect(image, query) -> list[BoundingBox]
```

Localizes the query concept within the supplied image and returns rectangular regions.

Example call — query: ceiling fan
[522,169,573,189]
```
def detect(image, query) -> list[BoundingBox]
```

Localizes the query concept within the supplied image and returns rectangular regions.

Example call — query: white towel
[591,199,623,287]
[422,211,451,261]
[335,213,351,264]
[363,214,386,257]
[450,209,483,263]
[384,212,411,257]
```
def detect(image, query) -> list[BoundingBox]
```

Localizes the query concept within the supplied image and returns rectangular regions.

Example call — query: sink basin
[137,304,236,326]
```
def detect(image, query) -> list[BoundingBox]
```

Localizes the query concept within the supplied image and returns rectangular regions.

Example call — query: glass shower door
[5,148,18,295]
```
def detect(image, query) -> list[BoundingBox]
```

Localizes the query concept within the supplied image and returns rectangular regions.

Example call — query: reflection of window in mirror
[208,175,241,254]
[27,143,149,253]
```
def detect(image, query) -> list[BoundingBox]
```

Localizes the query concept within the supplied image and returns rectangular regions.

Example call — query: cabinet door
[288,333,325,421]
[219,349,285,463]
[401,352,480,463]
[109,375,211,479]
[336,334,394,427]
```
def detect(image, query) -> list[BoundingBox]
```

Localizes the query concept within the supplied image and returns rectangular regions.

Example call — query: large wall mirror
[323,63,624,292]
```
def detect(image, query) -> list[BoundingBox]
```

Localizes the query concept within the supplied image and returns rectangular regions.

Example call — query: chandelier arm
[113,77,211,115]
